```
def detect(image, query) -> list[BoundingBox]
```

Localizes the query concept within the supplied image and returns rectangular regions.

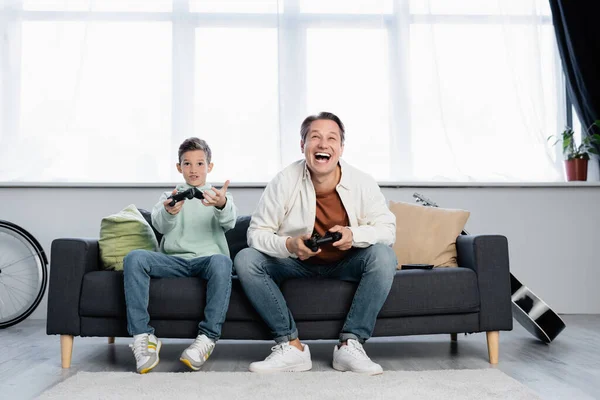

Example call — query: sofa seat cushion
[80,268,479,322]
[284,268,479,320]
[79,271,259,321]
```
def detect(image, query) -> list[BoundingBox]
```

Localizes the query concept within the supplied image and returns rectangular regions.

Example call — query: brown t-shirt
[309,187,350,265]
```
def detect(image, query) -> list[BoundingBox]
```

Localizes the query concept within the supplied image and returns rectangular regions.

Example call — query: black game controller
[167,187,205,207]
[304,231,343,252]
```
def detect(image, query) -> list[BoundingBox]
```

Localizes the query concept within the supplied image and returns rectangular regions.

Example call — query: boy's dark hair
[300,112,345,145]
[178,137,212,164]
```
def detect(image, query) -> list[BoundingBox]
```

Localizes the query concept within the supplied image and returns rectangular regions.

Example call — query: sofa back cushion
[99,204,159,271]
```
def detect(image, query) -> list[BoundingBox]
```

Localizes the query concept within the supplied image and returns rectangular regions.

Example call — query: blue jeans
[234,244,397,344]
[123,249,232,340]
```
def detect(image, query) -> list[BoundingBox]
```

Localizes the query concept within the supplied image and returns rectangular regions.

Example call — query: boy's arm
[151,191,178,234]
[214,192,237,232]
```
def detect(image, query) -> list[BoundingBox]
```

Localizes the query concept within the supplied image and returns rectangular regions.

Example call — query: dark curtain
[549,0,600,156]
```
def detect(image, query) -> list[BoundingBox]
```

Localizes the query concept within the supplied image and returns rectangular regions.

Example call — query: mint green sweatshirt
[151,183,237,259]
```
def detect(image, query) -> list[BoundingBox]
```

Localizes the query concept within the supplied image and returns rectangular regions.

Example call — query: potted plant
[548,120,600,181]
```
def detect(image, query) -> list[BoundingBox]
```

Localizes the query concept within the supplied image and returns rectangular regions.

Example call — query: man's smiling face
[301,119,344,179]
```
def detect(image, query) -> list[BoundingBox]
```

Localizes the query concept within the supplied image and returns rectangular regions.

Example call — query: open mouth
[315,152,331,163]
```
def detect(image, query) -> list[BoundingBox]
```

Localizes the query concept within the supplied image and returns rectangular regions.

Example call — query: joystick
[167,187,205,207]
[304,231,343,252]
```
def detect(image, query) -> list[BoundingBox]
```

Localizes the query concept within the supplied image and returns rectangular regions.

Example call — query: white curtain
[0,0,566,184]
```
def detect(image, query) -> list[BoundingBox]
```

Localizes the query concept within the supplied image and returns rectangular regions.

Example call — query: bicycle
[0,220,48,329]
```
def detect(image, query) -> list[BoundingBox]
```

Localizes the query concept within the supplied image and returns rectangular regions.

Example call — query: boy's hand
[164,189,184,215]
[202,180,230,209]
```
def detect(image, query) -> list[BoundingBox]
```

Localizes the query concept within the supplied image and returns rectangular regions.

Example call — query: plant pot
[564,158,588,181]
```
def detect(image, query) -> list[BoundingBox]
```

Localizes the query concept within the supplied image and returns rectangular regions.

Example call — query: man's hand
[164,189,184,215]
[329,225,353,251]
[286,234,320,261]
[202,180,230,209]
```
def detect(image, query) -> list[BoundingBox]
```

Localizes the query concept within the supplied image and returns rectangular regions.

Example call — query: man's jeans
[123,249,232,340]
[234,244,397,344]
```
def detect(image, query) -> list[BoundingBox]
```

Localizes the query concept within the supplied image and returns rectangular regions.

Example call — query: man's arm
[247,176,295,258]
[348,178,396,248]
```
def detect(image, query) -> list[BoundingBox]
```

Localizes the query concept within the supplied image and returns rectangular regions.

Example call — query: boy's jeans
[233,244,397,344]
[123,249,232,340]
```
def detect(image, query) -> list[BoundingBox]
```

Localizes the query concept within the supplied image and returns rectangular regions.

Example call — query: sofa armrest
[46,238,100,336]
[456,234,513,332]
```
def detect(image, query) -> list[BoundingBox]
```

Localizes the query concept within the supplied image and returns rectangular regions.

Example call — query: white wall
[1,184,599,320]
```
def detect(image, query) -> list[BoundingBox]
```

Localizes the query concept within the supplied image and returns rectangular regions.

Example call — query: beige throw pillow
[389,200,470,269]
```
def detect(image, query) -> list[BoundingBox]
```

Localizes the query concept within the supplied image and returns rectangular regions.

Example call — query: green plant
[548,120,600,160]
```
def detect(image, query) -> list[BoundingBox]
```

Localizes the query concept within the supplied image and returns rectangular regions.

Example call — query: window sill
[1,181,600,189]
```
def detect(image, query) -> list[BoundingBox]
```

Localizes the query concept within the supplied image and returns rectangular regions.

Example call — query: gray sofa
[46,214,513,368]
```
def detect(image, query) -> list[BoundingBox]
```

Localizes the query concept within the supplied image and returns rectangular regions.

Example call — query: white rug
[38,369,540,400]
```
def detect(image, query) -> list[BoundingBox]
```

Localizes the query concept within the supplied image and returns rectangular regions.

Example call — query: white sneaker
[332,339,383,375]
[129,333,162,374]
[180,334,216,371]
[249,342,312,373]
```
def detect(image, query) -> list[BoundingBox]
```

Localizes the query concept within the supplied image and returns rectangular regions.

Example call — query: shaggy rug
[38,369,540,399]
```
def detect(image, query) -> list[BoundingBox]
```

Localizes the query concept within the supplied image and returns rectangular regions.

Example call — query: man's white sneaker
[180,334,215,371]
[129,333,162,374]
[332,339,383,375]
[249,342,312,373]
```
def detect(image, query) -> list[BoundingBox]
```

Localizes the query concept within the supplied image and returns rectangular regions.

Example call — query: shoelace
[129,336,149,360]
[344,340,370,360]
[265,342,290,360]
[189,337,213,356]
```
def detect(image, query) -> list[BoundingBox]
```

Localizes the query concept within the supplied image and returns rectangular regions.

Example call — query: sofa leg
[486,331,499,364]
[61,335,74,369]
[108,337,115,344]
[450,333,457,342]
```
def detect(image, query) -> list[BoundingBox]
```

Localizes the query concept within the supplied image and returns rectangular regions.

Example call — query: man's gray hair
[300,112,345,145]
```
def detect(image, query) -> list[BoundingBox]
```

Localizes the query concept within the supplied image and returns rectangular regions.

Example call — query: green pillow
[99,204,159,271]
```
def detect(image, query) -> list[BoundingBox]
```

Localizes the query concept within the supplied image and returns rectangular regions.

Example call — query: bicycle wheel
[0,220,48,329]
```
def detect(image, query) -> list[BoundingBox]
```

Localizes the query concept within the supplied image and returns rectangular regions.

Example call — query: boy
[123,137,237,373]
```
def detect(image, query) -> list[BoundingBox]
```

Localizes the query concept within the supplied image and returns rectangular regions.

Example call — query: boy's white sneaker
[180,334,215,371]
[249,342,312,373]
[332,339,383,375]
[129,333,162,374]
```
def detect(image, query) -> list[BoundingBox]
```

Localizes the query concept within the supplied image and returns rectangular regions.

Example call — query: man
[234,112,397,375]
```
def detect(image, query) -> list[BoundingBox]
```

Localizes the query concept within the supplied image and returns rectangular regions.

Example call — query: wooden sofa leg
[108,337,115,344]
[450,333,457,342]
[61,335,74,368]
[486,331,499,364]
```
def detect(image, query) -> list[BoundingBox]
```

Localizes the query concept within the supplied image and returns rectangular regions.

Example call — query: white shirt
[248,159,396,258]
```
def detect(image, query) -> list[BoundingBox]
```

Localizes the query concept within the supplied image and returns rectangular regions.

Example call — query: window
[0,0,564,183]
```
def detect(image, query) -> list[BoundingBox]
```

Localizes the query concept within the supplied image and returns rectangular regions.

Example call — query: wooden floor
[1,315,599,399]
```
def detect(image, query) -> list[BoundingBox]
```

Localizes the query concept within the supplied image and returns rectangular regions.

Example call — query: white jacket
[248,159,396,258]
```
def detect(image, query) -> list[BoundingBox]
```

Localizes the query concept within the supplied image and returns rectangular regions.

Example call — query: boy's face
[177,150,213,187]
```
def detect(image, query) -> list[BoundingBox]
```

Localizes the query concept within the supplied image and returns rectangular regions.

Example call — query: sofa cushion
[225,216,251,260]
[98,204,159,271]
[79,268,479,321]
[389,200,470,268]
[79,271,261,321]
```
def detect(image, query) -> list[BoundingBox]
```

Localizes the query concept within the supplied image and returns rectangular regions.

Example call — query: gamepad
[167,187,204,207]
[304,231,343,252]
